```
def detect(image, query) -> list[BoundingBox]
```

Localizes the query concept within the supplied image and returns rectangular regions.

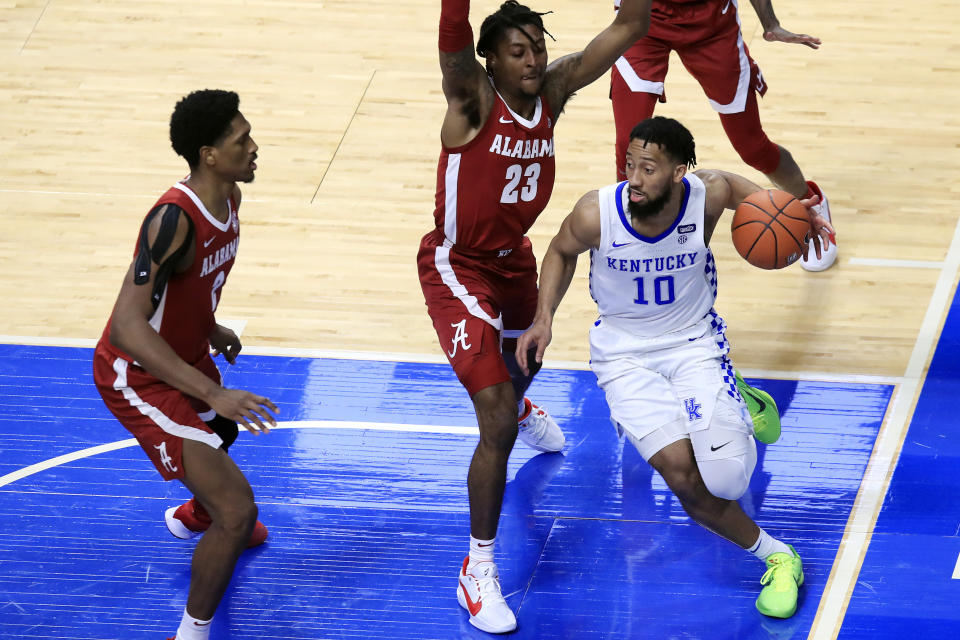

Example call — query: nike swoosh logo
[460,583,482,616]
[710,441,732,452]
[612,241,633,248]
[498,116,513,124]
[477,542,494,547]
[741,387,767,412]
[203,237,215,248]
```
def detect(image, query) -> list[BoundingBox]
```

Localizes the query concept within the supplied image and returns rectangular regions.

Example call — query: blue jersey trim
[615,177,690,244]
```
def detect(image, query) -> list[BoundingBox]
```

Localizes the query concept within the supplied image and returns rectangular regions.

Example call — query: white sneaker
[457,557,517,633]
[800,180,838,272]
[517,398,565,452]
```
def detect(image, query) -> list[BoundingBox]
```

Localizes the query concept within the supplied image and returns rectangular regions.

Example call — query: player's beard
[628,183,673,220]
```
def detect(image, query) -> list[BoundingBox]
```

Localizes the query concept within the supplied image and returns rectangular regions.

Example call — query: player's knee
[502,343,540,387]
[657,460,704,504]
[732,136,781,175]
[472,384,520,450]
[216,499,258,539]
[698,436,757,500]
[721,109,781,175]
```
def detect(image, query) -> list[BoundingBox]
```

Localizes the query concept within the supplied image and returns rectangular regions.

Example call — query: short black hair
[169,89,240,169]
[476,1,554,58]
[629,116,697,168]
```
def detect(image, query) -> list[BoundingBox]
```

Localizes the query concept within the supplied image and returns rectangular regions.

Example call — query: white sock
[747,527,792,562]
[176,608,212,640]
[469,536,495,566]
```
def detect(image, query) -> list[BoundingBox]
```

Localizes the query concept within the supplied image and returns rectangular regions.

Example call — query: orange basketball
[731,190,811,270]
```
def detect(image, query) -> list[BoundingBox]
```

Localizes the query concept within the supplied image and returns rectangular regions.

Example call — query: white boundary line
[848,257,944,269]
[0,335,901,384]
[0,420,478,489]
[810,216,960,639]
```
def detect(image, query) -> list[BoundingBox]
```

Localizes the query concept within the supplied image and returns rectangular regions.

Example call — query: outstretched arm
[696,169,835,257]
[543,0,651,110]
[748,0,821,49]
[439,0,494,147]
[516,191,602,375]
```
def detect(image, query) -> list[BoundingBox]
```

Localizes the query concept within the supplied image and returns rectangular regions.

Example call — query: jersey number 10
[633,275,675,306]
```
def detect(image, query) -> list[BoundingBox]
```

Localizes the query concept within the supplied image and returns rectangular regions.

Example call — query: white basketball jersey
[588,175,717,338]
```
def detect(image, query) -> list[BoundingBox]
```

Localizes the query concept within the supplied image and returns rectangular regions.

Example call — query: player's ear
[198,145,216,168]
[673,163,687,182]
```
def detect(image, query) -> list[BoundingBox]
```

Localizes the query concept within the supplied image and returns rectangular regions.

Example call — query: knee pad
[697,440,756,500]
[692,394,757,500]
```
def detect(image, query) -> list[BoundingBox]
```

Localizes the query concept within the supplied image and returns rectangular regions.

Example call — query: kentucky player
[517,116,833,619]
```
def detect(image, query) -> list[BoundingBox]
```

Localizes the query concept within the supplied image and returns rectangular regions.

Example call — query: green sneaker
[756,545,804,618]
[735,371,781,444]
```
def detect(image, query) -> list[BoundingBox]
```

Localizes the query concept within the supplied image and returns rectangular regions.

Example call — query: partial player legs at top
[610,0,837,270]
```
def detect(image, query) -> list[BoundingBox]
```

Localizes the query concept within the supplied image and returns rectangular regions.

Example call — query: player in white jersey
[516,117,833,619]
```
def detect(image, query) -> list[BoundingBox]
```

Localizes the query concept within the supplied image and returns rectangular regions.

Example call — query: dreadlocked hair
[629,117,697,168]
[476,1,554,58]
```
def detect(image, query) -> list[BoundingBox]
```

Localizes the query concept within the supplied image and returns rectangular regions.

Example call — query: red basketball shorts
[93,342,223,481]
[417,232,538,396]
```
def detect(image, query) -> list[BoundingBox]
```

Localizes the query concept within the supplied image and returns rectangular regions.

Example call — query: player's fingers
[251,405,275,429]
[243,408,271,433]
[247,396,277,426]
[237,417,261,435]
[535,343,546,364]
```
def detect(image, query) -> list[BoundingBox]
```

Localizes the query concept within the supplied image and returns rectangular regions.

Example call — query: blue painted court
[0,291,958,639]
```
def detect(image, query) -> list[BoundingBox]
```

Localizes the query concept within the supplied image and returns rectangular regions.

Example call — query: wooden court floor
[1,2,960,639]
[0,0,956,377]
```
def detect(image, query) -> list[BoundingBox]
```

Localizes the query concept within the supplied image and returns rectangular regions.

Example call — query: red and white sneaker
[164,498,268,548]
[517,398,565,452]
[801,180,838,272]
[457,557,517,633]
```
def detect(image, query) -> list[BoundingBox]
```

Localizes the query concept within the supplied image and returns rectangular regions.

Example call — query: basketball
[731,190,811,270]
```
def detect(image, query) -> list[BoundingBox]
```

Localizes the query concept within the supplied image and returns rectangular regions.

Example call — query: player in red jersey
[92,89,277,640]
[610,0,837,270]
[418,0,651,633]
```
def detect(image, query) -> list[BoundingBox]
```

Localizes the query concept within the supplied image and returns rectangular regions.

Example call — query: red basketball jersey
[99,181,240,369]
[432,92,556,252]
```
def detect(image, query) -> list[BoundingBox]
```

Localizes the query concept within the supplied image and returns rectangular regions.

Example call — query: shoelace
[760,555,797,591]
[470,566,507,603]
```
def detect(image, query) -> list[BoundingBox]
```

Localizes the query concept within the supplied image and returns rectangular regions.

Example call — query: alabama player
[417,0,651,633]
[92,90,277,640]
[609,0,837,271]
[517,116,834,619]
